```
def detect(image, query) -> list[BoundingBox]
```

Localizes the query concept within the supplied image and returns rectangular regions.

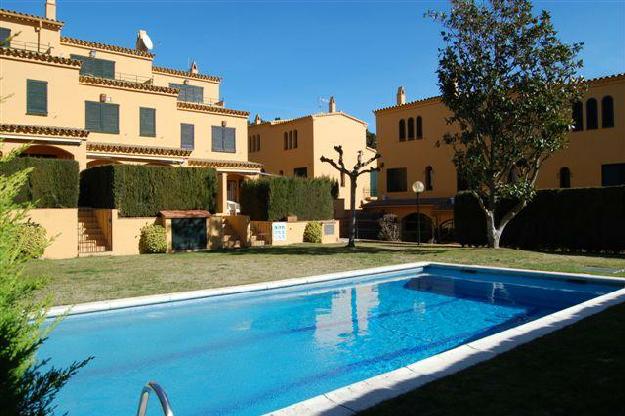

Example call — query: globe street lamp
[412,181,425,245]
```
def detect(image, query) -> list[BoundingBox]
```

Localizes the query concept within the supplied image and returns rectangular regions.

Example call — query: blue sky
[5,0,625,130]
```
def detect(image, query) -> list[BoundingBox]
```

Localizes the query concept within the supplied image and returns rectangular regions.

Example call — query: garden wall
[27,208,78,259]
[250,220,340,245]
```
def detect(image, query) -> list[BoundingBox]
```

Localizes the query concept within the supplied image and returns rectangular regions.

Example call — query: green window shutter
[223,127,236,153]
[0,27,11,46]
[181,124,194,150]
[26,80,47,115]
[211,126,223,152]
[101,103,119,133]
[85,101,101,131]
[169,83,204,103]
[139,107,156,137]
[71,54,115,79]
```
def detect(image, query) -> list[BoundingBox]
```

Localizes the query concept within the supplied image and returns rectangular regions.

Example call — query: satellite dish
[136,30,153,51]
[412,181,425,193]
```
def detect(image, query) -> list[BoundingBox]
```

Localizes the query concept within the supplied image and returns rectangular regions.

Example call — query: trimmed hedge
[0,157,79,207]
[240,176,334,221]
[79,165,217,217]
[454,187,625,252]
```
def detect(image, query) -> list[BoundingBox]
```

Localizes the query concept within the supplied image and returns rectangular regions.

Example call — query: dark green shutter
[85,101,101,131]
[211,126,222,152]
[223,127,236,153]
[85,101,119,133]
[140,107,156,137]
[71,54,115,79]
[169,83,204,103]
[26,80,47,115]
[0,27,11,46]
[181,124,194,150]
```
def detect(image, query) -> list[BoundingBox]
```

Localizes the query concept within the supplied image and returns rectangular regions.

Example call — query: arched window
[407,117,415,139]
[416,116,423,139]
[425,166,433,190]
[399,119,406,141]
[293,130,298,148]
[248,135,252,151]
[288,131,293,149]
[602,96,614,128]
[572,101,583,131]
[559,167,571,188]
[256,135,260,152]
[586,98,598,130]
[284,132,288,150]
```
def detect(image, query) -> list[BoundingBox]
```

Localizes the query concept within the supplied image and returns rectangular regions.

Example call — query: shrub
[240,176,334,221]
[79,165,217,217]
[0,157,79,207]
[378,214,400,241]
[454,186,625,252]
[139,224,167,254]
[18,221,48,259]
[303,221,322,243]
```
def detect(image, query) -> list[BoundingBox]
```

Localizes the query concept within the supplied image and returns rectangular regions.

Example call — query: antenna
[318,96,330,113]
[136,30,153,51]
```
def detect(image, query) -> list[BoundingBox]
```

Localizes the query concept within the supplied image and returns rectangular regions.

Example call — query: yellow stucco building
[0,1,261,215]
[368,74,625,241]
[248,97,376,215]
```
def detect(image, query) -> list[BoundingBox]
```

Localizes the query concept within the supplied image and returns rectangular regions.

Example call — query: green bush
[303,221,322,243]
[454,186,625,252]
[0,157,79,207]
[79,165,217,217]
[378,214,400,241]
[240,176,334,221]
[18,221,48,259]
[139,224,167,254]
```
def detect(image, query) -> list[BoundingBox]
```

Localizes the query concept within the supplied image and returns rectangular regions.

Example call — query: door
[171,218,207,251]
[227,180,238,202]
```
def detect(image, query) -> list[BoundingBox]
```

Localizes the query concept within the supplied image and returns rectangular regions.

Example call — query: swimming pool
[42,263,625,415]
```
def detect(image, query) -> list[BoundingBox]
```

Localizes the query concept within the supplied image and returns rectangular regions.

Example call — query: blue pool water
[41,265,621,415]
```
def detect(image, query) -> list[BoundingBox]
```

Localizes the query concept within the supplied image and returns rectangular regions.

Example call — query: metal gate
[171,218,207,251]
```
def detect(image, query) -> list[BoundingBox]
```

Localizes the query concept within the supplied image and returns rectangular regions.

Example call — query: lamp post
[412,181,425,245]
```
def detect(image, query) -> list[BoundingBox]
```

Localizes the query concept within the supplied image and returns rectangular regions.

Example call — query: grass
[25,242,625,306]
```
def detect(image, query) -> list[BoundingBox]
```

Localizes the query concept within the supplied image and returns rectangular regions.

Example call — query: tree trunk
[485,209,501,249]
[347,176,357,248]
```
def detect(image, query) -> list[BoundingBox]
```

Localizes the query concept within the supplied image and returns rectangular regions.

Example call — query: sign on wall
[272,222,287,241]
[323,222,335,236]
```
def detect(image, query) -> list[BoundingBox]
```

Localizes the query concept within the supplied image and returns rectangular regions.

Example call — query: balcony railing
[2,39,54,54]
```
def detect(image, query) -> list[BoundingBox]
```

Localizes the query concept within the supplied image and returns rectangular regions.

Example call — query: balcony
[2,39,54,54]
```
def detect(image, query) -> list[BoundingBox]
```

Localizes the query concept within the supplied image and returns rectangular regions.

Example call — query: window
[85,101,119,134]
[0,27,11,46]
[248,135,252,151]
[370,170,378,197]
[586,98,598,130]
[26,80,47,115]
[211,125,236,153]
[288,131,293,149]
[602,163,625,186]
[407,117,415,139]
[256,135,260,151]
[572,101,583,131]
[181,123,194,150]
[279,170,284,176]
[602,96,614,128]
[249,135,260,152]
[293,130,298,148]
[293,167,308,177]
[559,167,571,188]
[416,116,423,139]
[340,171,345,187]
[425,166,433,190]
[71,54,115,79]
[139,107,156,137]
[284,132,288,150]
[386,168,407,192]
[399,119,406,141]
[169,83,204,103]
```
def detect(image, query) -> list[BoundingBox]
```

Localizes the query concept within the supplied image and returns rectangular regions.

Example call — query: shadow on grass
[205,244,451,257]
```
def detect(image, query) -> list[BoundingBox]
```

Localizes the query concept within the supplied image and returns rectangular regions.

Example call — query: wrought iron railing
[2,39,54,54]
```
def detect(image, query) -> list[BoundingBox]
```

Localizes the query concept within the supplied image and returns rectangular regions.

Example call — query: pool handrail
[136,381,174,416]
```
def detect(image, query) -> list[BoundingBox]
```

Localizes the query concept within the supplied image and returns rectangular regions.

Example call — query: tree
[428,0,584,248]
[366,129,377,148]
[320,146,380,248]
[0,152,91,412]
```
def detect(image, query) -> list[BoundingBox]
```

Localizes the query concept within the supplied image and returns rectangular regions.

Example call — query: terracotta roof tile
[152,66,221,83]
[86,142,191,157]
[252,111,367,127]
[79,75,179,95]
[177,102,249,117]
[0,47,81,67]
[187,158,263,169]
[0,123,89,138]
[0,8,64,29]
[159,210,211,219]
[61,36,154,59]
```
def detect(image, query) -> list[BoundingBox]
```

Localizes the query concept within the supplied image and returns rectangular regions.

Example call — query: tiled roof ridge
[152,66,221,83]
[188,158,263,169]
[0,123,89,138]
[79,75,179,95]
[86,142,191,157]
[0,47,81,67]
[0,8,64,29]
[61,36,154,59]
[176,102,249,117]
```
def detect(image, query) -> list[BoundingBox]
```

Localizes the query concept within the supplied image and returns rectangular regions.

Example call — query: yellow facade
[248,101,376,213]
[0,3,260,213]
[370,74,625,240]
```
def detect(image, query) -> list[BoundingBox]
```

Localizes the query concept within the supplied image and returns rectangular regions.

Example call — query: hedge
[79,165,217,217]
[454,186,625,252]
[0,157,79,207]
[240,176,334,221]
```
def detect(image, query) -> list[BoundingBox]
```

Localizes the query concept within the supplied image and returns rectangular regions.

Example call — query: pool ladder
[136,381,175,416]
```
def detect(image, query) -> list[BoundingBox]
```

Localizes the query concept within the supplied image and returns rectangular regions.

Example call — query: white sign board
[272,222,287,241]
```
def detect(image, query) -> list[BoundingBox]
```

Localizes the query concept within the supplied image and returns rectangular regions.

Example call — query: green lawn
[25,242,625,306]
[24,242,625,415]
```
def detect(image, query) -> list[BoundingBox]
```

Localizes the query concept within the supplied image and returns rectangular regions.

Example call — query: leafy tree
[428,0,584,248]
[320,146,380,248]
[0,146,91,415]
[366,129,377,148]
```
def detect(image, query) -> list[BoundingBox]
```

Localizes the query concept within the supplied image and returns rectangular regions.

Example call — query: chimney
[328,96,336,113]
[45,0,57,20]
[190,61,199,74]
[254,114,262,125]
[396,86,406,106]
